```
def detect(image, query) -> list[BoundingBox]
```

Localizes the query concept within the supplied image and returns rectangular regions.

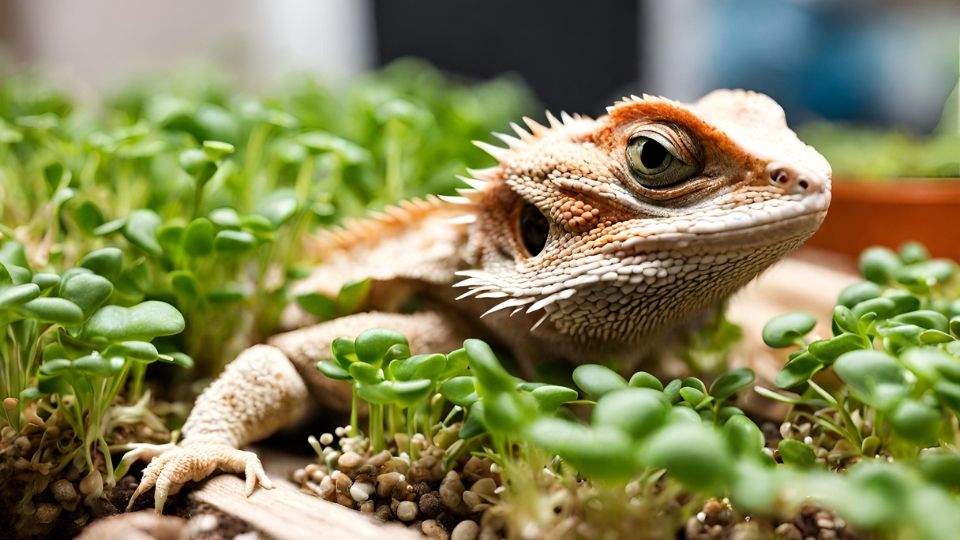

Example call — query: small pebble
[470,478,499,503]
[440,471,465,509]
[376,472,402,498]
[336,492,354,508]
[50,479,79,511]
[35,502,61,524]
[422,519,449,540]
[375,503,393,522]
[462,491,482,509]
[351,481,375,502]
[773,523,801,540]
[368,449,392,467]
[452,520,480,540]
[319,476,336,501]
[292,469,307,484]
[338,451,363,469]
[360,500,375,515]
[397,500,419,521]
[419,492,443,518]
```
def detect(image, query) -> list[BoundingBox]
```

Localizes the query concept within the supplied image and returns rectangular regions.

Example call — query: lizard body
[130,90,831,512]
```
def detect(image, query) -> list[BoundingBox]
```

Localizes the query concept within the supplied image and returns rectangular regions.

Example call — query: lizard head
[453,89,831,347]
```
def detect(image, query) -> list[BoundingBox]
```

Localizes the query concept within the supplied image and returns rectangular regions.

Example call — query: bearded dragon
[128,90,831,513]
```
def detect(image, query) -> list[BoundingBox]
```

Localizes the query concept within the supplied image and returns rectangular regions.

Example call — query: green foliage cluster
[0,60,535,519]
[328,240,960,540]
[0,240,186,497]
[0,59,536,374]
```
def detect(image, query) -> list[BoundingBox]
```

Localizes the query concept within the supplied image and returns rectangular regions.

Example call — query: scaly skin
[130,90,831,512]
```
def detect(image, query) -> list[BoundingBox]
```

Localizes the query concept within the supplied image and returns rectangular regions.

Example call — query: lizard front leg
[128,344,308,513]
[129,311,468,513]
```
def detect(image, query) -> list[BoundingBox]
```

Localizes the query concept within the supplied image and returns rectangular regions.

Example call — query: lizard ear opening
[517,202,549,258]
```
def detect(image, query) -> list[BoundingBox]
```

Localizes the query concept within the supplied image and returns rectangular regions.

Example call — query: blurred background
[1,0,958,130]
[1,0,959,259]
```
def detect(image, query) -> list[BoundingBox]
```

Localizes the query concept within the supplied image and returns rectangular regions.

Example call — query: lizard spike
[509,122,534,141]
[522,116,547,136]
[492,132,524,149]
[455,188,480,196]
[545,111,562,128]
[455,288,485,300]
[560,111,574,125]
[465,167,500,181]
[526,294,559,314]
[480,297,535,318]
[510,306,526,316]
[476,291,510,299]
[473,140,509,160]
[437,194,474,205]
[445,213,476,225]
[631,94,643,102]
[456,175,488,190]
[455,269,492,279]
[530,312,550,332]
[452,277,488,288]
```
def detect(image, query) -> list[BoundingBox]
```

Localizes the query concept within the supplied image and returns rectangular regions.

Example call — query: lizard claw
[127,443,272,514]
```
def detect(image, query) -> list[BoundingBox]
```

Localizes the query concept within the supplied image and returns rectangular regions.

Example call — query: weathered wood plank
[189,474,423,540]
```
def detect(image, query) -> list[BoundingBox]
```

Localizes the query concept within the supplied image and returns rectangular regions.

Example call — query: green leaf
[917,451,960,490]
[0,242,29,269]
[354,329,408,367]
[105,341,159,361]
[331,337,357,370]
[920,329,954,344]
[762,312,817,348]
[78,247,123,279]
[214,230,256,254]
[833,350,907,396]
[641,423,732,491]
[183,218,214,257]
[459,402,487,439]
[206,288,245,303]
[73,354,115,377]
[349,362,383,385]
[533,422,635,482]
[160,352,194,369]
[317,359,352,381]
[178,148,213,175]
[439,376,478,407]
[778,439,816,467]
[894,259,955,287]
[724,415,765,458]
[572,364,627,398]
[156,222,184,255]
[851,297,896,320]
[59,273,113,316]
[202,140,235,161]
[296,131,370,164]
[464,339,515,394]
[170,271,200,297]
[296,292,336,321]
[592,388,669,439]
[30,274,59,292]
[899,241,929,264]
[838,281,882,309]
[337,279,370,315]
[93,218,127,236]
[209,207,241,229]
[39,359,73,377]
[122,210,163,256]
[531,384,580,413]
[19,298,84,325]
[440,348,469,380]
[679,387,705,407]
[391,353,445,382]
[663,379,682,404]
[888,399,942,445]
[892,310,949,333]
[709,368,755,400]
[860,246,902,284]
[808,333,865,364]
[0,283,40,309]
[257,190,298,227]
[883,289,921,316]
[832,306,859,335]
[83,301,185,341]
[629,371,664,392]
[901,347,960,383]
[775,351,823,389]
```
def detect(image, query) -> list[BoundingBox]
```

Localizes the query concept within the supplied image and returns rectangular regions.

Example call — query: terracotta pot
[806,178,960,262]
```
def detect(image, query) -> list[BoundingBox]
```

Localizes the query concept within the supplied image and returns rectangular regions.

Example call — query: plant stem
[406,407,417,461]
[350,384,359,437]
[369,403,384,453]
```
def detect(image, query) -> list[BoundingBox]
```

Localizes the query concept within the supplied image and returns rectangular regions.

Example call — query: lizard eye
[626,135,698,188]
[518,202,549,257]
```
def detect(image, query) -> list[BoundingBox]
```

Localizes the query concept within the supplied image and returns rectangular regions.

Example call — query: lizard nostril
[798,179,809,190]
